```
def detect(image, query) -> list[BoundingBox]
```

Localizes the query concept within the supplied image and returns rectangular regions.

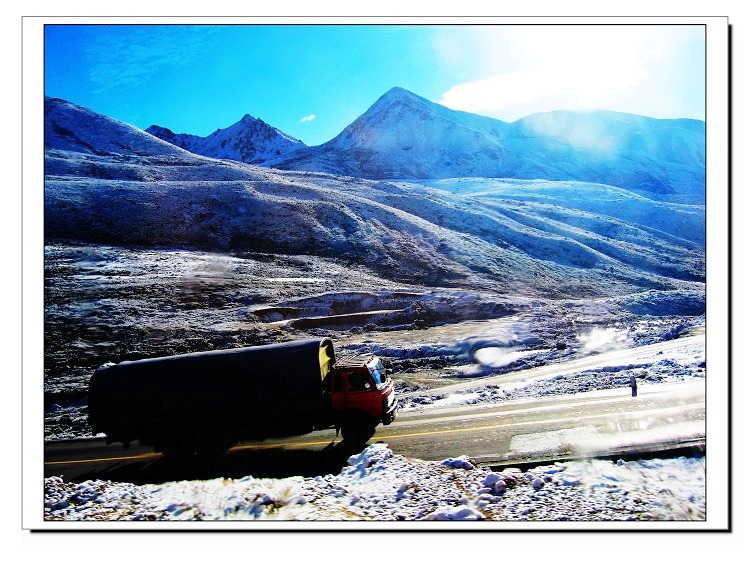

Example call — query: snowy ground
[42,298,706,525]
[43,243,704,440]
[43,443,705,524]
[396,324,705,411]
[41,243,707,525]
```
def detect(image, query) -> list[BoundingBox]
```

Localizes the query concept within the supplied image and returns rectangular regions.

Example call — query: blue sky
[44,24,706,146]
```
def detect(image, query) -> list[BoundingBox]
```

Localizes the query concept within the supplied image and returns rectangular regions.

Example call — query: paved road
[44,377,704,483]
[384,379,704,464]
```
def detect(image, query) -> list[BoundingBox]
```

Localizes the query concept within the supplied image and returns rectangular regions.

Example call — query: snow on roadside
[577,326,631,353]
[400,329,705,411]
[44,444,705,522]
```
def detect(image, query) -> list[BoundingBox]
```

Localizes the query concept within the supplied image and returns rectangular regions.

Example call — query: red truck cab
[328,353,398,442]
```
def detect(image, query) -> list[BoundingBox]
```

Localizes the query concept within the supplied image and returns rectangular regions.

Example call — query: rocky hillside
[44,96,705,298]
[45,97,186,157]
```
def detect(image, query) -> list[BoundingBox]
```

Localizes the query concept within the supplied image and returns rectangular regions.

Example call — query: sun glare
[437,26,697,121]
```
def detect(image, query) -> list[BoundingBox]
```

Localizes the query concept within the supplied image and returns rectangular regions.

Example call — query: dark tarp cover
[88,339,335,442]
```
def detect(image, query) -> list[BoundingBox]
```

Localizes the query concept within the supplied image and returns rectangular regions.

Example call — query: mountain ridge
[269,87,705,204]
[145,113,305,164]
[45,97,188,157]
[43,95,705,298]
[138,86,704,204]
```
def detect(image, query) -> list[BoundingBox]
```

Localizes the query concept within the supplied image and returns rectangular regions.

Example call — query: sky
[44,24,706,146]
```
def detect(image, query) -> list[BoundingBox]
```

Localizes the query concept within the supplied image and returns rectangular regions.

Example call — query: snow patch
[473,346,538,367]
[578,327,630,353]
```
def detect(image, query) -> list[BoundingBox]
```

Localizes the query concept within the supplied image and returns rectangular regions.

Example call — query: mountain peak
[374,87,427,108]
[240,113,260,124]
[382,86,419,99]
[146,111,304,164]
[145,124,174,136]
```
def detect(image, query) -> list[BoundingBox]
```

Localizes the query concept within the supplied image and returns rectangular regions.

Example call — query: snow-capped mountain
[43,95,705,298]
[146,114,305,164]
[270,87,705,205]
[270,87,516,178]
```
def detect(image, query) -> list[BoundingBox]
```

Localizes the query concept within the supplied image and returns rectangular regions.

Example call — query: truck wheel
[195,434,235,459]
[341,415,376,445]
[158,441,196,460]
[154,433,198,460]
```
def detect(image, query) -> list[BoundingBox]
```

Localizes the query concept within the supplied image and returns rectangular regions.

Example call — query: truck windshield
[369,359,390,390]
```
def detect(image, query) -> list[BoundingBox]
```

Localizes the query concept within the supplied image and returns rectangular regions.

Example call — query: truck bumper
[382,397,399,426]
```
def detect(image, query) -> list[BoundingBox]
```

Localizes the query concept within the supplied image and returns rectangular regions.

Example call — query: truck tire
[156,433,234,460]
[157,440,196,460]
[195,434,235,459]
[340,414,376,445]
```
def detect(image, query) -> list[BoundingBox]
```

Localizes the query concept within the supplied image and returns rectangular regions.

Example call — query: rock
[441,456,475,470]
[422,506,485,521]
[482,472,504,488]
[47,500,70,511]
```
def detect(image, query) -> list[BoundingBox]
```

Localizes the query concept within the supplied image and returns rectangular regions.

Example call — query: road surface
[44,381,704,482]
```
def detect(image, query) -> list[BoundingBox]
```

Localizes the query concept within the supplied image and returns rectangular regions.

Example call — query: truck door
[330,371,346,412]
[343,370,379,415]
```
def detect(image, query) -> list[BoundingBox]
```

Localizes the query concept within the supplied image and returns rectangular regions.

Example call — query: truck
[88,338,398,457]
